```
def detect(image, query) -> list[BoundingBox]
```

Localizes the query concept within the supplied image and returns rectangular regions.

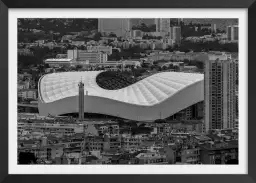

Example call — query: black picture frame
[0,0,253,182]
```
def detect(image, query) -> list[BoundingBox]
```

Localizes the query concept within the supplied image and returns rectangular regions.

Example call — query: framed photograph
[0,0,253,182]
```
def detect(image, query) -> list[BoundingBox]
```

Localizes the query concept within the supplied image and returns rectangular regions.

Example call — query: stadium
[38,71,204,122]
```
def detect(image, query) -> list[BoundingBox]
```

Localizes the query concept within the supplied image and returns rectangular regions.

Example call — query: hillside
[18,18,98,34]
[183,18,238,31]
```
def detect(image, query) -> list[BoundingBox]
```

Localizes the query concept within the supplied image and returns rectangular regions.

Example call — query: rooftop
[45,58,73,62]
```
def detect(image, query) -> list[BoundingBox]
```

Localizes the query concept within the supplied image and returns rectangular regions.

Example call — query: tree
[157,66,162,71]
[226,159,238,164]
[162,65,167,70]
[93,32,102,41]
[109,32,117,37]
[75,65,83,70]
[182,59,189,63]
[173,65,180,71]
[44,63,50,68]
[150,65,155,70]
[18,152,37,164]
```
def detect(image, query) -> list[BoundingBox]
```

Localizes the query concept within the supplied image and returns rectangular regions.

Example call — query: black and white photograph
[16,16,240,166]
[6,6,248,176]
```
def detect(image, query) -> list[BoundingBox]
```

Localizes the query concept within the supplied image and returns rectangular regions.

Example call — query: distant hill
[18,18,98,34]
[130,18,238,31]
[130,19,155,26]
[182,18,238,31]
[18,18,238,34]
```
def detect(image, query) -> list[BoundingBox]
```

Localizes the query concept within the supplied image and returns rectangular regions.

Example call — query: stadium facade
[38,71,204,122]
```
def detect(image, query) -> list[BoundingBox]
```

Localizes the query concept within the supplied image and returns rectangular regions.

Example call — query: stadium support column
[78,81,85,121]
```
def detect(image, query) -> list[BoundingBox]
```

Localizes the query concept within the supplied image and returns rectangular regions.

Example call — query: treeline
[18,32,56,43]
[108,46,145,61]
[132,23,156,32]
[177,40,238,52]
[19,19,98,35]
[18,46,66,67]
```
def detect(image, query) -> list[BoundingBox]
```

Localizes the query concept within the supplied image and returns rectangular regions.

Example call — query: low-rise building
[136,152,168,164]
[18,81,30,90]
[87,45,112,55]
[181,148,200,164]
[121,135,142,150]
[199,141,238,164]
[18,89,38,100]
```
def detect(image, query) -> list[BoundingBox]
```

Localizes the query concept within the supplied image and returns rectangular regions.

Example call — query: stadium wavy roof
[38,71,204,121]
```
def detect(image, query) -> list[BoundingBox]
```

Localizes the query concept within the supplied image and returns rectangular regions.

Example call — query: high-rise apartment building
[98,19,131,38]
[131,30,143,39]
[204,53,237,132]
[177,18,183,26]
[227,25,239,41]
[155,18,170,32]
[211,24,217,33]
[169,26,181,45]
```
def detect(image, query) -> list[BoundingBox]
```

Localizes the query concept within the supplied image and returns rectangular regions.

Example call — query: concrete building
[199,141,238,164]
[204,53,237,132]
[98,19,131,38]
[154,41,168,50]
[169,26,181,45]
[18,81,30,90]
[18,122,84,135]
[139,42,149,50]
[86,46,112,55]
[122,41,130,50]
[211,24,217,33]
[155,18,170,32]
[136,152,168,164]
[68,49,108,64]
[121,135,142,149]
[18,89,38,100]
[181,148,200,164]
[71,40,85,46]
[131,30,143,39]
[149,42,156,50]
[227,25,239,41]
[44,58,73,67]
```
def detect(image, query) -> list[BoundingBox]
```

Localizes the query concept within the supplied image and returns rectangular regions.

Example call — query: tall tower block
[78,81,85,121]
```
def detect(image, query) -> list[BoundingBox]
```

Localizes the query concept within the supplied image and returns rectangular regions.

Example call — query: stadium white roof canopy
[38,71,204,122]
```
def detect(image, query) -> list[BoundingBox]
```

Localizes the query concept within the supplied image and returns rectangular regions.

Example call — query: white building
[68,49,108,64]
[71,40,85,46]
[169,26,181,45]
[131,30,143,39]
[18,89,38,100]
[122,60,141,67]
[86,46,112,55]
[18,123,84,135]
[204,53,237,132]
[155,18,170,32]
[227,25,238,41]
[44,58,73,67]
[211,24,217,33]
